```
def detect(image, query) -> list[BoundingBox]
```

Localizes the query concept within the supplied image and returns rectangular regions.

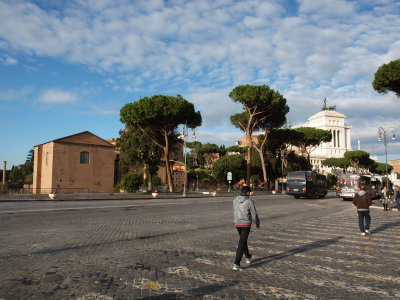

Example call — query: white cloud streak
[38,89,77,104]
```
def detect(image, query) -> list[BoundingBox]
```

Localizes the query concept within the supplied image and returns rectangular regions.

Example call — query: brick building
[33,131,115,194]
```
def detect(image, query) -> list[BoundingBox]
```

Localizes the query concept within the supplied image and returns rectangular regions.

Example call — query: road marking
[0,199,233,214]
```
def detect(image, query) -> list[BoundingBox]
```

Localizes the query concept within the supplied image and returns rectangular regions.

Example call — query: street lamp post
[181,124,196,197]
[378,127,397,189]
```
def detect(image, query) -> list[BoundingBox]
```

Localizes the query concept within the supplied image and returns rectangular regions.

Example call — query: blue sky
[1,0,400,168]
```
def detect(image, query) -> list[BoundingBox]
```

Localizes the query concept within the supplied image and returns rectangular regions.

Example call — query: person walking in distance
[393,186,400,212]
[382,186,389,211]
[232,186,260,271]
[353,185,372,236]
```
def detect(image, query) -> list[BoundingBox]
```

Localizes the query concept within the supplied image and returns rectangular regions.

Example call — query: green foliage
[0,183,8,194]
[229,85,289,130]
[344,150,374,174]
[26,149,34,163]
[327,173,337,189]
[9,162,33,183]
[120,172,144,193]
[151,176,161,188]
[287,152,310,171]
[322,157,349,170]
[117,126,162,182]
[250,175,261,186]
[225,146,248,154]
[294,127,332,166]
[120,95,202,133]
[295,127,332,147]
[212,154,247,184]
[198,143,220,154]
[370,162,393,175]
[120,94,202,192]
[186,141,202,150]
[373,58,400,97]
[267,129,304,150]
[229,84,289,185]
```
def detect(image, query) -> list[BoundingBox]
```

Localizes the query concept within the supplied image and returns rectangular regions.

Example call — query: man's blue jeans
[357,210,371,232]
[396,198,400,211]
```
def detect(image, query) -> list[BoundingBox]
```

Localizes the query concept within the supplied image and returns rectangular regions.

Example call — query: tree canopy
[268,129,304,174]
[212,154,247,185]
[294,127,332,168]
[373,58,400,97]
[343,150,374,174]
[369,162,393,175]
[117,126,163,191]
[322,157,349,171]
[120,95,202,192]
[229,84,289,185]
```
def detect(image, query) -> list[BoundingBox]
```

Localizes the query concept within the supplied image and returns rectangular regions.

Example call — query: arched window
[80,151,90,164]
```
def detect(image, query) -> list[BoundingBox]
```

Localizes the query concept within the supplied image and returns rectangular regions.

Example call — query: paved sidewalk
[0,195,399,299]
[0,191,238,202]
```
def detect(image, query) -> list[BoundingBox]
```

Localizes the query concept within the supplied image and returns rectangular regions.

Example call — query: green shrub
[151,176,161,188]
[327,173,337,189]
[120,172,143,193]
[0,183,9,194]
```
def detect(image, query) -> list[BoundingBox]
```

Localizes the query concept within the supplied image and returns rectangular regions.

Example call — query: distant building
[33,131,115,194]
[236,135,259,147]
[293,109,352,174]
[171,161,187,191]
[390,158,400,174]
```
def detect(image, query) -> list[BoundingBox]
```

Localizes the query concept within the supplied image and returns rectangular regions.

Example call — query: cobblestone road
[0,193,399,299]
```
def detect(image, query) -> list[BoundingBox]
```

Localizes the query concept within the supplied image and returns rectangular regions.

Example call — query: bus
[286,171,328,199]
[336,174,381,200]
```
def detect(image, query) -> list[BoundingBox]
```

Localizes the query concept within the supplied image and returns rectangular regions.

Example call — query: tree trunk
[246,135,252,186]
[147,169,152,191]
[255,147,267,186]
[163,128,174,193]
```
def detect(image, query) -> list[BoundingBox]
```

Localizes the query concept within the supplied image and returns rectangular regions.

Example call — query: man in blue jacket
[232,185,260,271]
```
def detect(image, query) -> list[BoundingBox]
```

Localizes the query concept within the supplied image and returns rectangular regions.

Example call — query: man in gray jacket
[232,186,260,271]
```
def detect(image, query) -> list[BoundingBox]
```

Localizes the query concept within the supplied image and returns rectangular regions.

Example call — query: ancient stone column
[2,161,6,184]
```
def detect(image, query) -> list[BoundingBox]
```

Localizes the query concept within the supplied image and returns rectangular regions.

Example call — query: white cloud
[0,86,33,101]
[0,54,18,65]
[0,0,399,155]
[38,89,77,104]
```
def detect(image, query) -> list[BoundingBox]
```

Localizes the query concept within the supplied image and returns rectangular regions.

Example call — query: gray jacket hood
[237,194,249,203]
[233,194,260,227]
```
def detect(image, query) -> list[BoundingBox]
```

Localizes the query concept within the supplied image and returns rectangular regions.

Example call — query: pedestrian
[393,186,400,212]
[353,185,372,236]
[232,185,260,271]
[382,186,389,211]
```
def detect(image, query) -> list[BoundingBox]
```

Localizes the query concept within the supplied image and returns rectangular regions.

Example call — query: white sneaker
[232,264,243,271]
[365,230,370,235]
[361,232,366,236]
[245,254,252,264]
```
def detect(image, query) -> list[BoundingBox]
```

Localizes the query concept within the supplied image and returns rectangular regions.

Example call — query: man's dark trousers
[357,210,371,232]
[234,227,251,265]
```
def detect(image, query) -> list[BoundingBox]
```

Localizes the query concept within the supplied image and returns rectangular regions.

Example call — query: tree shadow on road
[371,220,400,234]
[248,236,344,269]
